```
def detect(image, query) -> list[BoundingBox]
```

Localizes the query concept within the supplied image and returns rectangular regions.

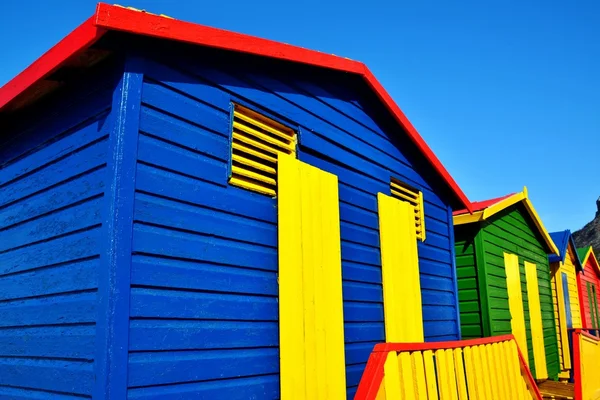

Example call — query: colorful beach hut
[577,246,600,334]
[0,4,472,399]
[548,230,583,378]
[453,188,561,380]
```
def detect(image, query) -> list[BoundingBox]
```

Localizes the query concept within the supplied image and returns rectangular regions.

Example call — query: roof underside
[0,3,471,211]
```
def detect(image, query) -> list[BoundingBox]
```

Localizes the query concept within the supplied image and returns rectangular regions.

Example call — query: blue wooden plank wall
[0,72,114,398]
[128,52,458,399]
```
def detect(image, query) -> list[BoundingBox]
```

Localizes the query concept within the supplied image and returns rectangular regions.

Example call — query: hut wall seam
[94,58,143,400]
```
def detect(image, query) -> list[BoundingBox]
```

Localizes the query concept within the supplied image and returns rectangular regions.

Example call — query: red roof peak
[453,193,515,216]
[0,2,471,211]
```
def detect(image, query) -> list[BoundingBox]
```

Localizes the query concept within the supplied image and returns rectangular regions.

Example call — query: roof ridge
[0,3,471,211]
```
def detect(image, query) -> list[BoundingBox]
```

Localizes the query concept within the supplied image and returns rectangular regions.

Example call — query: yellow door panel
[524,261,548,379]
[504,253,529,362]
[378,193,424,342]
[278,153,346,399]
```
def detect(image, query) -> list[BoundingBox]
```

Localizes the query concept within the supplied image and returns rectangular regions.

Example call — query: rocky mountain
[573,197,600,259]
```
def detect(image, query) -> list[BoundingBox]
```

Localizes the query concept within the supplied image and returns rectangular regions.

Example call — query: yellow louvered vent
[390,179,426,241]
[229,104,297,196]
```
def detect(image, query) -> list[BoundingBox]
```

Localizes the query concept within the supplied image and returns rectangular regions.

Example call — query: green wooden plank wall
[480,205,560,380]
[454,225,483,339]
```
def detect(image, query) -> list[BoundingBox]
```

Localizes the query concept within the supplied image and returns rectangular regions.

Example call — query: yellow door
[525,261,548,379]
[504,253,529,362]
[377,193,424,342]
[278,153,346,399]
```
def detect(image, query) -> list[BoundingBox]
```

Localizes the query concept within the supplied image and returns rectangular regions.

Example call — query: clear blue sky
[2,1,599,232]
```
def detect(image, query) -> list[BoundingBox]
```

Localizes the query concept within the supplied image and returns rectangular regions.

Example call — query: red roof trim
[94,4,365,75]
[0,3,471,211]
[584,247,600,277]
[361,68,471,210]
[453,192,514,216]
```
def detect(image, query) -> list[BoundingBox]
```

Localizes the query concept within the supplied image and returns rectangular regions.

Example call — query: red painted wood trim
[373,334,516,352]
[0,16,104,110]
[94,4,471,211]
[572,330,583,400]
[354,351,387,400]
[0,2,472,211]
[360,67,472,211]
[94,4,365,75]
[357,335,542,400]
[515,337,543,400]
[577,271,588,329]
[589,251,600,276]
[576,328,600,341]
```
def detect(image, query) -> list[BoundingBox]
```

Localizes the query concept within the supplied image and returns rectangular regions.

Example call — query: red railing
[355,335,541,400]
[572,329,600,400]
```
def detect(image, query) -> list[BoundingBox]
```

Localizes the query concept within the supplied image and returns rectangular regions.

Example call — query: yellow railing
[355,335,542,400]
[572,330,600,400]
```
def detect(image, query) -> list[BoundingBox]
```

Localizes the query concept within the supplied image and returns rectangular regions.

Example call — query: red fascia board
[361,68,472,211]
[453,193,514,216]
[0,2,472,211]
[587,251,600,277]
[94,4,471,211]
[94,3,365,75]
[0,16,105,110]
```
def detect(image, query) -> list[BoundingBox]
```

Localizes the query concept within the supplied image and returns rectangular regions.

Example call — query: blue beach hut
[0,4,472,399]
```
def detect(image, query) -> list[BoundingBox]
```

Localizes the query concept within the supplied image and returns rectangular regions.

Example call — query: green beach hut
[453,188,561,381]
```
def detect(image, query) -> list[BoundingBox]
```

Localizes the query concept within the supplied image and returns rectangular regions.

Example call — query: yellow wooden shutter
[229,104,296,196]
[390,180,426,241]
[504,253,529,363]
[524,261,548,380]
[278,153,346,399]
[378,192,424,342]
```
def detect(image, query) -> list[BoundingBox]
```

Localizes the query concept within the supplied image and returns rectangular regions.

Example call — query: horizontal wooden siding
[128,51,459,399]
[0,72,114,398]
[454,225,483,339]
[481,206,560,379]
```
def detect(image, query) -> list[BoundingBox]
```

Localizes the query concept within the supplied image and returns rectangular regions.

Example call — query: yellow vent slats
[232,142,277,163]
[390,180,426,241]
[232,154,276,175]
[233,122,295,152]
[229,104,296,195]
